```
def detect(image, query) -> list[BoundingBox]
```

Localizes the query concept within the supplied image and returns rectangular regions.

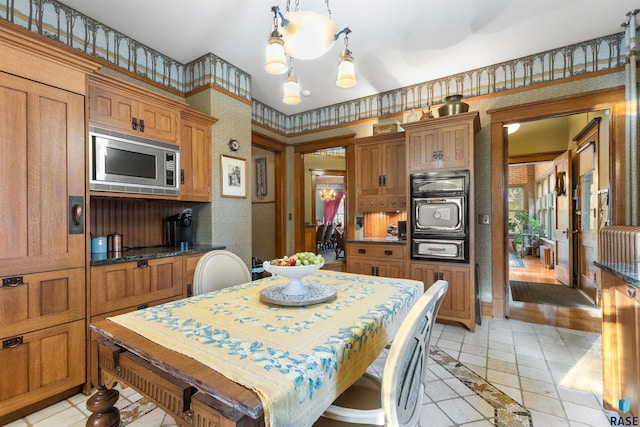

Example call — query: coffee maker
[166,208,193,247]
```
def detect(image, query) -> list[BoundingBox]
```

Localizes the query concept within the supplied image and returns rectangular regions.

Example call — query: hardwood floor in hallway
[507,252,602,333]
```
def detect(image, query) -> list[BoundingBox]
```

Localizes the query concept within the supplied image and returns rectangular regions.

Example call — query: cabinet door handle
[181,169,185,185]
[137,260,148,268]
[438,272,444,280]
[627,286,637,300]
[139,119,145,132]
[2,336,23,349]
[69,195,84,234]
[382,175,386,186]
[378,175,383,186]
[2,276,24,287]
[132,117,138,130]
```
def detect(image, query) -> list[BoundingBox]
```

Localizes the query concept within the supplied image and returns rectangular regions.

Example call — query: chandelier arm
[334,27,351,42]
[271,6,289,27]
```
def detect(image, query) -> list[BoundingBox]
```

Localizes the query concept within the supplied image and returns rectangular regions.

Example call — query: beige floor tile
[419,402,455,427]
[518,364,553,382]
[529,409,572,427]
[487,358,518,375]
[523,390,566,417]
[443,377,476,397]
[487,348,517,363]
[487,369,520,389]
[520,377,558,397]
[437,397,485,424]
[459,351,488,367]
[24,400,72,425]
[563,401,611,426]
[32,407,86,427]
[425,379,460,402]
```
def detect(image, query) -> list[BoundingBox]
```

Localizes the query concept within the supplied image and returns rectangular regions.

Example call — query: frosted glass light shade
[280,10,337,60]
[265,33,288,74]
[336,51,356,88]
[506,123,520,134]
[283,72,301,104]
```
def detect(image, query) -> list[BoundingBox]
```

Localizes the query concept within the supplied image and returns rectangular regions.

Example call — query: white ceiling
[58,0,638,116]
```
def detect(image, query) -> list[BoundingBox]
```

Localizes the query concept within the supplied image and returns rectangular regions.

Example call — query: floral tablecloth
[108,270,423,427]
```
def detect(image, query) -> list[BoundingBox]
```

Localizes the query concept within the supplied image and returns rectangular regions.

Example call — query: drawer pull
[2,336,23,349]
[358,249,366,254]
[384,250,393,256]
[2,276,24,287]
[627,286,637,300]
[131,117,138,130]
[137,260,148,268]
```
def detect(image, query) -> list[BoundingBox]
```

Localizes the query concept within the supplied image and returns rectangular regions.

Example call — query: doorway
[488,88,626,329]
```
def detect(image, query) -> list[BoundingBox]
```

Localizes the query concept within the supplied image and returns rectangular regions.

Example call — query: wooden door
[137,101,179,143]
[0,73,85,276]
[356,143,383,197]
[382,141,406,197]
[88,84,136,133]
[439,124,470,169]
[577,140,598,304]
[180,117,212,202]
[553,150,573,286]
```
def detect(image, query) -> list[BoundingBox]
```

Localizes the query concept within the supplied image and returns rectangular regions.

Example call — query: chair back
[193,250,251,295]
[381,280,448,427]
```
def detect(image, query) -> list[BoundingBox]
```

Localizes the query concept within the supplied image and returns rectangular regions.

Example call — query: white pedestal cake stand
[260,261,336,306]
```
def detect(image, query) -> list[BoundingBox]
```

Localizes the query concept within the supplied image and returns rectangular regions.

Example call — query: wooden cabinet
[601,270,640,416]
[347,243,406,278]
[90,257,183,316]
[180,109,217,202]
[404,112,480,332]
[88,73,186,144]
[183,252,206,297]
[355,133,407,212]
[0,65,91,423]
[410,262,475,332]
[404,112,479,172]
[0,320,86,419]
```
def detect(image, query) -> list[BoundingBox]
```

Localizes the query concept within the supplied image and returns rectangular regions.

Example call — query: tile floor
[4,318,615,427]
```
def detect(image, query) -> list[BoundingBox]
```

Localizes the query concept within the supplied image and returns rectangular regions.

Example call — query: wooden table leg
[86,385,120,427]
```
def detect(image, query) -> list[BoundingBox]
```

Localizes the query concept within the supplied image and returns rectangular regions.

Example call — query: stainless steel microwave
[89,127,180,196]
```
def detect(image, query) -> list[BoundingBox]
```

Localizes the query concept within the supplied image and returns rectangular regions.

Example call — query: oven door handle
[425,198,448,203]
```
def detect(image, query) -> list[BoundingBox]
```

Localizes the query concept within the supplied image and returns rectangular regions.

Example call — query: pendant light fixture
[265,0,356,104]
[336,28,356,88]
[264,9,287,74]
[282,59,301,105]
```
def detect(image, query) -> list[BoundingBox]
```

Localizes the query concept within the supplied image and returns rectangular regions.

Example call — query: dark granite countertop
[595,261,640,287]
[346,238,407,246]
[90,244,226,266]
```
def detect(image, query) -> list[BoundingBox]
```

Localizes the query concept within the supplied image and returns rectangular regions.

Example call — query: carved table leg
[86,385,120,427]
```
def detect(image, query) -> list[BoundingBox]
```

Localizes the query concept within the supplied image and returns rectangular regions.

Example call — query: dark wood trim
[488,86,626,319]
[508,151,565,164]
[293,134,355,252]
[252,131,287,258]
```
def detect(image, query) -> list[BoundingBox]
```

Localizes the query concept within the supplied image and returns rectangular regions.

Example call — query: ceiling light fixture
[266,0,356,103]
[505,123,521,134]
[320,187,336,201]
[282,58,301,104]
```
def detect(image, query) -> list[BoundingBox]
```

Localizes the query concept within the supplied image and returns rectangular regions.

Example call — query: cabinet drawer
[0,268,85,338]
[91,257,183,316]
[348,244,406,260]
[0,320,85,419]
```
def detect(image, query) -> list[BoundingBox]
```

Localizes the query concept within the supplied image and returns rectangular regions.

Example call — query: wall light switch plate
[478,214,490,225]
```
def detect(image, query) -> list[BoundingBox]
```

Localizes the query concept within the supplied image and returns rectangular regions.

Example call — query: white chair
[192,250,251,295]
[315,280,448,427]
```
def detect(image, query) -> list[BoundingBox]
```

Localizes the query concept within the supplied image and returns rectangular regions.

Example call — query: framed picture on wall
[220,154,247,198]
[255,157,267,198]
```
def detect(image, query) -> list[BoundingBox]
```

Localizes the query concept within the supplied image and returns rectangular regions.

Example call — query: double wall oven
[410,170,469,262]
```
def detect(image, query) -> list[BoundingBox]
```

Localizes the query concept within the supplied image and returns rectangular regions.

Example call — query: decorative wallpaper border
[1,0,627,135]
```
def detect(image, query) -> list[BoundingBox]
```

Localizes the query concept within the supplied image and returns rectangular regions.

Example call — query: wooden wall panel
[363,212,407,238]
[90,198,191,248]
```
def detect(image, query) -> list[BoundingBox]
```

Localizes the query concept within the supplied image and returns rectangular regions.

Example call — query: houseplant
[509,210,546,255]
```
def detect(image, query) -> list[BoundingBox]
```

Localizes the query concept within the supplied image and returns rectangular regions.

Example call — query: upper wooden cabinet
[355,133,407,212]
[88,74,187,144]
[180,109,217,202]
[404,112,480,172]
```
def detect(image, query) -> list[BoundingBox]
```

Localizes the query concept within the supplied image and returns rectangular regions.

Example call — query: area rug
[430,347,533,427]
[510,280,597,308]
[509,252,525,268]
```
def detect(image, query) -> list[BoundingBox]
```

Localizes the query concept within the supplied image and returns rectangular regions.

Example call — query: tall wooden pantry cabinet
[0,25,99,424]
[404,111,480,332]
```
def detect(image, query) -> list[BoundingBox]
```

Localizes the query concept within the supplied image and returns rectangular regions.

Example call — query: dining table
[86,269,423,427]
